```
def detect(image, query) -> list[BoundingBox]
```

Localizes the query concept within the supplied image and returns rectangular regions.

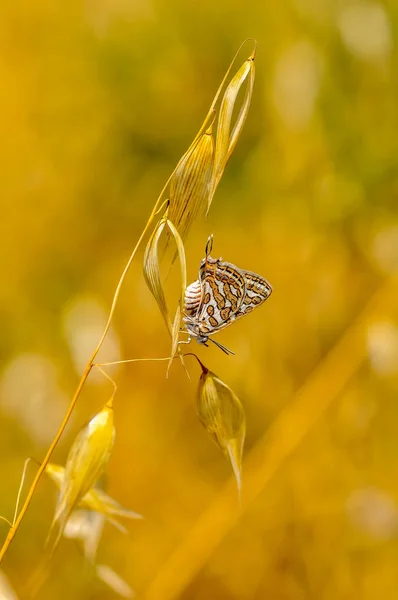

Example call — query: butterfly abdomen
[184,279,201,316]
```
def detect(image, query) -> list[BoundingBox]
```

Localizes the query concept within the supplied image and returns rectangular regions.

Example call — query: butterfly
[183,236,272,354]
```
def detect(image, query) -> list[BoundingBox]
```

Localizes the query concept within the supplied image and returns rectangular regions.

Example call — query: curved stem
[13,458,32,526]
[0,361,91,561]
[95,357,172,366]
[183,352,207,373]
[0,200,161,562]
[0,39,257,562]
[95,365,118,397]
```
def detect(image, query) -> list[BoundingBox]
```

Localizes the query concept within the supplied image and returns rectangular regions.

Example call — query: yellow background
[0,0,398,598]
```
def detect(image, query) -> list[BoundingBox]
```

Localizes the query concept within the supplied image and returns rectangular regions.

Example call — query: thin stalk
[0,40,258,561]
[13,458,32,526]
[0,359,92,561]
[0,187,169,561]
[183,352,207,373]
[95,365,118,397]
[95,357,172,366]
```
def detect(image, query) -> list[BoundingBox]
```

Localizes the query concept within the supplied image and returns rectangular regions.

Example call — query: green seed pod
[48,398,115,551]
[197,368,246,496]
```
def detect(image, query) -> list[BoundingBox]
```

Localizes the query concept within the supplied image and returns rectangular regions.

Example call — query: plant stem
[0,360,92,562]
[183,352,207,372]
[0,38,252,558]
[0,201,161,562]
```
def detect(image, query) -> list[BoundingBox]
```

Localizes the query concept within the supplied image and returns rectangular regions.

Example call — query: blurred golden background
[1,0,398,598]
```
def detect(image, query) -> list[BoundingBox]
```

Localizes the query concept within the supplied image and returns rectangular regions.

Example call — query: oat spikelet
[46,463,143,525]
[209,52,256,213]
[47,398,115,552]
[166,218,187,301]
[165,218,187,376]
[167,40,256,242]
[168,121,215,243]
[197,367,246,497]
[167,305,182,377]
[143,218,171,333]
[143,215,187,344]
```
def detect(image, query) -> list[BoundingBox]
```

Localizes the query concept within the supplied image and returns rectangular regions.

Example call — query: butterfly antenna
[205,234,213,260]
[198,234,213,285]
[208,338,235,355]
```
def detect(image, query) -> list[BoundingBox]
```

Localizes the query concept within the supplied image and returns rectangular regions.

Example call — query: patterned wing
[197,264,272,337]
[183,253,273,341]
[239,270,272,315]
[195,257,247,336]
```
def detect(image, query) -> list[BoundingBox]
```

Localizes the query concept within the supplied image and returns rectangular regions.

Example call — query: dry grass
[1,8,397,599]
[0,41,260,596]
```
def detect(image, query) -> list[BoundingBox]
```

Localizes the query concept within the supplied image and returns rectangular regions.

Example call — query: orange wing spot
[220,307,231,320]
[207,304,215,316]
[203,292,211,304]
[208,278,225,309]
[243,306,253,313]
[209,316,219,328]
[223,282,238,311]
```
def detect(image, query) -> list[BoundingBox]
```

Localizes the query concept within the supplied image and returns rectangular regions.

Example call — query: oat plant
[0,39,257,589]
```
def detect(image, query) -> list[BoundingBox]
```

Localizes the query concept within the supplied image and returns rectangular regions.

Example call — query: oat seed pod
[83,487,143,525]
[167,305,182,377]
[143,218,171,333]
[197,368,246,496]
[46,463,142,524]
[143,216,187,348]
[48,398,115,550]
[63,510,105,563]
[96,564,135,598]
[209,54,255,212]
[166,42,256,241]
[166,218,187,300]
[165,217,187,374]
[45,463,65,487]
[169,123,215,243]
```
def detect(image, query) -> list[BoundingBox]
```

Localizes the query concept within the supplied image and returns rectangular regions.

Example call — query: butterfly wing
[195,258,247,336]
[238,270,272,315]
[197,263,272,336]
[184,254,272,341]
